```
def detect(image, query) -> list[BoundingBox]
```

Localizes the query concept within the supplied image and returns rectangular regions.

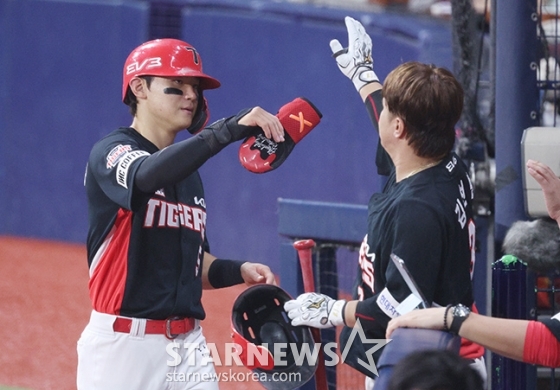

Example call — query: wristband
[341,301,349,326]
[352,66,379,92]
[207,259,245,288]
[329,299,347,327]
[443,304,452,331]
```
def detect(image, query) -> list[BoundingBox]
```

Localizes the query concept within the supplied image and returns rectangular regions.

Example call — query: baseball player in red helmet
[78,38,283,389]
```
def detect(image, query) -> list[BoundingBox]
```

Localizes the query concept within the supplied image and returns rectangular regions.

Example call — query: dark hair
[388,350,483,390]
[124,76,154,116]
[382,62,463,159]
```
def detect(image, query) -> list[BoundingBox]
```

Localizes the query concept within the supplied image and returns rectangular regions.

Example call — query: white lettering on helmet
[126,57,163,75]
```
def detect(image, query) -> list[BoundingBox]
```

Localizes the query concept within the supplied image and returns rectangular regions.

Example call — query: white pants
[77,310,219,390]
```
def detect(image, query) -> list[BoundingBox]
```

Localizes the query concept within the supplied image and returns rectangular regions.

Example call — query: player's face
[144,76,200,132]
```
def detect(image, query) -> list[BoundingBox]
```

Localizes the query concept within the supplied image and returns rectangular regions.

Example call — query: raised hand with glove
[284,292,347,329]
[330,16,379,92]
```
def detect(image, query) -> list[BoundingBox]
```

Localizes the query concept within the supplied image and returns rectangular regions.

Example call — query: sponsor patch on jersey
[155,189,165,197]
[106,144,132,169]
[553,312,560,322]
[376,287,401,319]
[116,150,150,189]
[194,196,206,208]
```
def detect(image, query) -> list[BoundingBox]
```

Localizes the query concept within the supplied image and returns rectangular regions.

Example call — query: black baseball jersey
[340,91,483,377]
[85,127,208,320]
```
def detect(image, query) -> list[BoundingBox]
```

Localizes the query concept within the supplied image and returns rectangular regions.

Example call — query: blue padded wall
[178,1,453,269]
[0,0,149,242]
[0,0,453,272]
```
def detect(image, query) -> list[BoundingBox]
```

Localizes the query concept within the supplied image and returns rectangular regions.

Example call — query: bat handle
[294,239,316,293]
[294,239,316,251]
[293,239,328,390]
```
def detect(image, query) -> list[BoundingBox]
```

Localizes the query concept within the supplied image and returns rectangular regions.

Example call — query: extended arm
[386,307,560,367]
[386,307,527,359]
[135,107,283,193]
[330,16,391,175]
[202,253,276,290]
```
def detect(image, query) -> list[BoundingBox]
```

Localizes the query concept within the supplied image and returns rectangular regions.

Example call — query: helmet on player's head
[231,285,317,390]
[122,38,220,101]
[122,38,220,134]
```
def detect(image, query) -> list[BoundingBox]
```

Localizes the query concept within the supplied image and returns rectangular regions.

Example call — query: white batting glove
[284,292,347,329]
[330,16,379,92]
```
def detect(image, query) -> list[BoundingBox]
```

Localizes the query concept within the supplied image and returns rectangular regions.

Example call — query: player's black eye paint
[164,87,183,96]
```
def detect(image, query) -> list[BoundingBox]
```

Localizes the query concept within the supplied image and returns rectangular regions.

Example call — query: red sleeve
[523,320,560,367]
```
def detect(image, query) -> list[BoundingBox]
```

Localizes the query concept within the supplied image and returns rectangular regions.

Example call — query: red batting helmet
[121,38,221,103]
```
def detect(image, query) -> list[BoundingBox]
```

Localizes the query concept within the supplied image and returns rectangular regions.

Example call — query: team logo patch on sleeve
[116,150,150,188]
[106,144,132,169]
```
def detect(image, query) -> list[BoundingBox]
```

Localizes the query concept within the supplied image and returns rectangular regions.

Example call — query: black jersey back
[360,153,475,322]
[85,127,208,320]
[340,153,480,376]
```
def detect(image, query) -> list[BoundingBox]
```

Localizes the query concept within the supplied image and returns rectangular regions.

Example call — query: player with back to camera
[78,38,284,390]
[283,16,487,387]
[387,159,560,368]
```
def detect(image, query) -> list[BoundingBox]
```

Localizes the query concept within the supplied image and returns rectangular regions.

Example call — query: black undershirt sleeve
[135,108,256,193]
[364,89,384,132]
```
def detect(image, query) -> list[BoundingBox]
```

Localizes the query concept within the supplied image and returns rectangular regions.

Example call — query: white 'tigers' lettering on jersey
[143,198,207,235]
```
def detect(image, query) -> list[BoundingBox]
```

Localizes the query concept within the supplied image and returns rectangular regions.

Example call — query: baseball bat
[293,239,328,390]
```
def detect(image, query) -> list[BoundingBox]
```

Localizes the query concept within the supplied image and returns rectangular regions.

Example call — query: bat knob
[293,239,316,250]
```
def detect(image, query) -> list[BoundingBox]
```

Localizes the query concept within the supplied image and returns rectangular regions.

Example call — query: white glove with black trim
[284,292,347,329]
[330,16,379,92]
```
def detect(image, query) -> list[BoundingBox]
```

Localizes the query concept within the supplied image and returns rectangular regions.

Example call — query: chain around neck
[403,160,440,180]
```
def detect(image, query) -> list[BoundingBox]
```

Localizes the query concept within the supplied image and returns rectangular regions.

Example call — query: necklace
[403,160,440,180]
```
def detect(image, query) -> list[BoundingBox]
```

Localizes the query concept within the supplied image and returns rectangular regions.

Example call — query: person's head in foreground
[388,349,483,390]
